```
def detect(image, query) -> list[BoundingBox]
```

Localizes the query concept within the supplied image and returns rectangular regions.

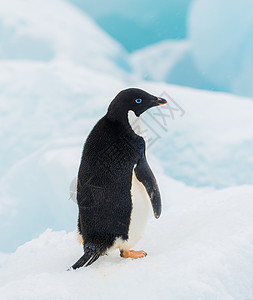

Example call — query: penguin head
[108,88,167,118]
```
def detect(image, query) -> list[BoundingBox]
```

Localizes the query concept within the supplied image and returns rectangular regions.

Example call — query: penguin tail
[67,245,102,270]
[67,252,100,271]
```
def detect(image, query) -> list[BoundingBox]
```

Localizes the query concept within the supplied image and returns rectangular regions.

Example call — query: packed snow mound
[189,0,253,97]
[0,0,130,74]
[1,180,253,299]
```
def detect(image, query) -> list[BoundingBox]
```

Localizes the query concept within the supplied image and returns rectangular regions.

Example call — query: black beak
[156,97,167,105]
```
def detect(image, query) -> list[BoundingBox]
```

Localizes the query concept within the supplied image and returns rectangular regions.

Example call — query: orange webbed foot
[120,249,147,258]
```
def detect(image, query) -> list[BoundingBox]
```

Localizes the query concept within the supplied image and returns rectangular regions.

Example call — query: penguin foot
[120,250,147,259]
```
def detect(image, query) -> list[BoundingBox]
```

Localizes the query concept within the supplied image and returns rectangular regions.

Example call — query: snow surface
[1,0,253,298]
[1,173,253,299]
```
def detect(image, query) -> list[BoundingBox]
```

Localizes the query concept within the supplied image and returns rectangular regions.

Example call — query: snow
[1,0,253,298]
[1,176,253,299]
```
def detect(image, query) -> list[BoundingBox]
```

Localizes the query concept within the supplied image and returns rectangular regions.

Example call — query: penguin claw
[120,250,147,258]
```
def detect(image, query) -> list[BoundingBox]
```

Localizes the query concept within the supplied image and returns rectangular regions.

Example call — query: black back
[78,116,145,249]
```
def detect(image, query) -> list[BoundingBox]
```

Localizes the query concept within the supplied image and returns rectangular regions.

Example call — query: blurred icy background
[69,0,253,97]
[0,1,253,298]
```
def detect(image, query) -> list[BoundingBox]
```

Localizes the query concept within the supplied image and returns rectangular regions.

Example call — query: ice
[188,0,253,97]
[0,0,130,73]
[130,40,215,90]
[131,0,253,97]
[68,0,191,51]
[0,0,130,178]
[130,41,190,81]
[0,60,125,178]
[134,81,253,188]
[0,139,81,252]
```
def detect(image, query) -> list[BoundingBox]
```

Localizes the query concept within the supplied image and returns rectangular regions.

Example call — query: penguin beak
[156,97,167,105]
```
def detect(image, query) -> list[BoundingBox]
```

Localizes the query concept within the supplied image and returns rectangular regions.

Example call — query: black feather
[68,253,100,270]
[68,243,103,270]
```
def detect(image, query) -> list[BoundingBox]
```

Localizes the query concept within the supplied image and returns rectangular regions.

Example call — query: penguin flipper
[134,154,162,219]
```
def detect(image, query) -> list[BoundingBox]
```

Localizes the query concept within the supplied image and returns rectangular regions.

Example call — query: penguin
[68,88,167,270]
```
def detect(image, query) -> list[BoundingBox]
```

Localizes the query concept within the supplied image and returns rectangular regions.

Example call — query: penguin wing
[134,154,162,219]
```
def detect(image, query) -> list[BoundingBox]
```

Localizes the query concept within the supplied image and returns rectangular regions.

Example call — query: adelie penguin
[68,88,167,270]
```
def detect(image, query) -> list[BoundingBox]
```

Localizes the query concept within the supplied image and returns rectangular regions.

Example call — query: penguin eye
[135,98,142,104]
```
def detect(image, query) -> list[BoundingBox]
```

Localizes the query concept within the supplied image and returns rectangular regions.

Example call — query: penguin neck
[127,110,140,136]
[106,108,134,129]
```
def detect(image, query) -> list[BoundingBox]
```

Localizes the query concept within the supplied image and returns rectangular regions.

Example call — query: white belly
[109,171,149,251]
[127,172,150,247]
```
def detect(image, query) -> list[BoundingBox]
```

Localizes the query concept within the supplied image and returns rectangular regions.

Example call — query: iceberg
[189,0,253,97]
[131,0,253,97]
[0,0,130,73]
